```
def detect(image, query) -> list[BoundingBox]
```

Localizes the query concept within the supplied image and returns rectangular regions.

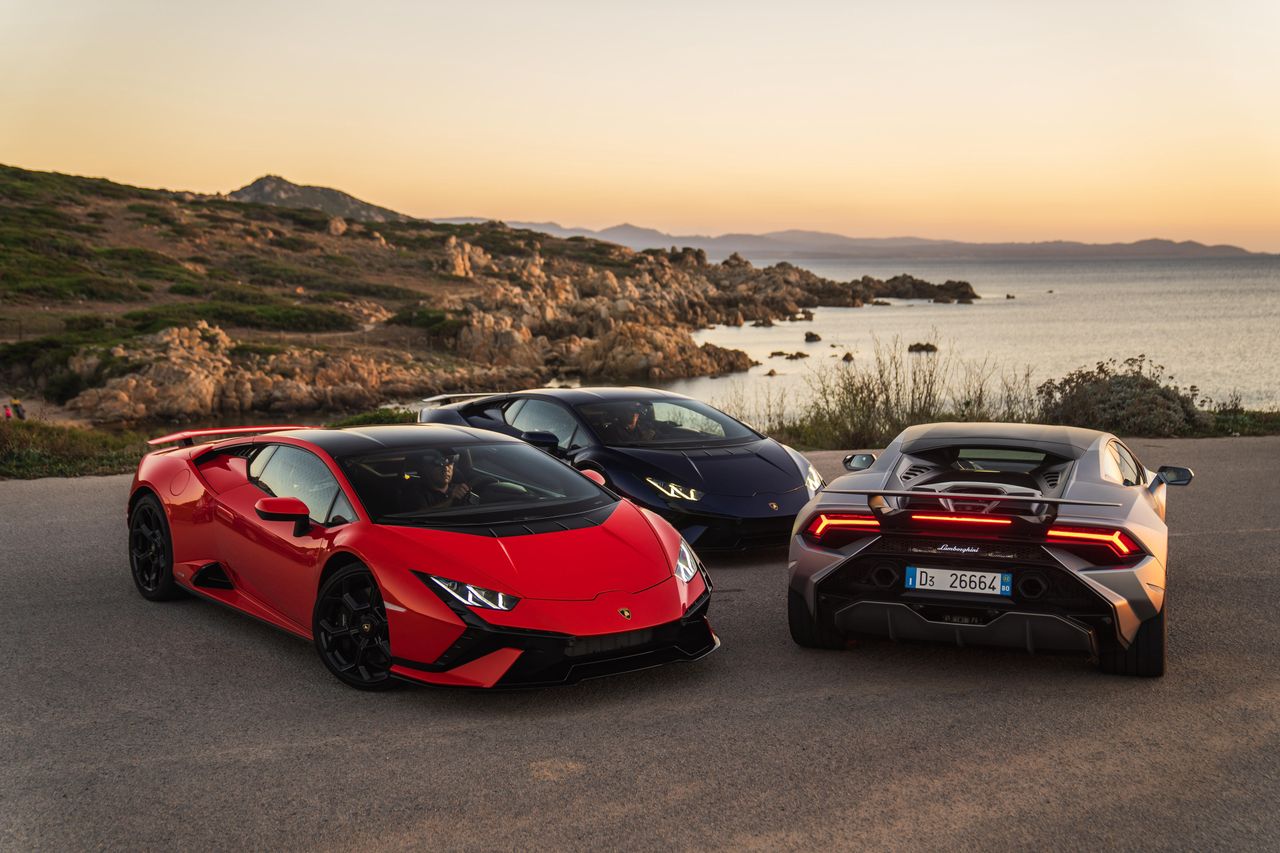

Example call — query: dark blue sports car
[418,388,824,550]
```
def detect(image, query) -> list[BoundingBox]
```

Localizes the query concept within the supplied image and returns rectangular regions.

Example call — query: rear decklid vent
[900,464,933,482]
[1042,471,1061,489]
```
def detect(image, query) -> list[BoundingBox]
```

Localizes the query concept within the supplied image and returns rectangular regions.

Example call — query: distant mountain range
[450,221,1259,261]
[228,176,1263,260]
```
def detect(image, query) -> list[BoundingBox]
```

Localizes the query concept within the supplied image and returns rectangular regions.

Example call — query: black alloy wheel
[313,565,397,690]
[128,494,184,601]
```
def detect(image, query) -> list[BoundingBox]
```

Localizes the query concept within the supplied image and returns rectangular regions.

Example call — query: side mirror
[580,469,607,486]
[521,431,562,454]
[843,452,877,472]
[255,496,312,536]
[1156,465,1194,486]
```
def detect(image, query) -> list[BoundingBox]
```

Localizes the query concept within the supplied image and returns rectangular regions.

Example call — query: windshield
[338,442,614,526]
[575,398,759,447]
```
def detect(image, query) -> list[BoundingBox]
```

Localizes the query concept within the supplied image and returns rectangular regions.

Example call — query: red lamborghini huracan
[127,424,717,690]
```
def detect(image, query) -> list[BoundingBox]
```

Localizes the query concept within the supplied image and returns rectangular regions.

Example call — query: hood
[604,438,805,497]
[376,501,674,601]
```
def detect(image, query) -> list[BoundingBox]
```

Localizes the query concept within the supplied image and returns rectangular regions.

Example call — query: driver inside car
[418,448,476,508]
[594,402,659,444]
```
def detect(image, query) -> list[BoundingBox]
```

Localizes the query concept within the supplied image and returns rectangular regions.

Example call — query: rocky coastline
[0,166,979,425]
[59,246,978,424]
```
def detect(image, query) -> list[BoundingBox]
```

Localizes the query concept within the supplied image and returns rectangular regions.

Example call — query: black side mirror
[843,452,876,472]
[1156,465,1194,486]
[521,431,562,455]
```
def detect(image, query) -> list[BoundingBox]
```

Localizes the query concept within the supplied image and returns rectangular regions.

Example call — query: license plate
[904,565,1012,597]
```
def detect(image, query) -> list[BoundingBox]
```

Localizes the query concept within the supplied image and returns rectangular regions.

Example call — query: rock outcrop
[67,322,540,424]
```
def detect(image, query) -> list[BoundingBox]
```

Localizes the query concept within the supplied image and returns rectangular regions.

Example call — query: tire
[788,589,845,649]
[313,564,398,691]
[128,493,185,601]
[1099,605,1166,677]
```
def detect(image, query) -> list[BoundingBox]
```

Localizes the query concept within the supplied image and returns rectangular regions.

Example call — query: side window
[327,491,357,526]
[1113,442,1144,486]
[248,444,277,480]
[255,445,342,523]
[502,398,527,425]
[508,399,582,450]
[1101,444,1125,484]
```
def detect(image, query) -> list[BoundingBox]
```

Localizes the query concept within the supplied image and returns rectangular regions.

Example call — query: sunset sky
[3,1,1278,250]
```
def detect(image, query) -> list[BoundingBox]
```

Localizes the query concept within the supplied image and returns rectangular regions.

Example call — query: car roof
[897,422,1107,458]
[505,387,689,406]
[271,424,521,456]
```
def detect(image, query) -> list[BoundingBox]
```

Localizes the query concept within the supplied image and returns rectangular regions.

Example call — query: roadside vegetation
[325,407,417,428]
[0,420,150,478]
[0,408,420,479]
[716,342,1279,450]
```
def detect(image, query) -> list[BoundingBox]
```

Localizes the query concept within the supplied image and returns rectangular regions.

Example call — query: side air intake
[192,563,234,590]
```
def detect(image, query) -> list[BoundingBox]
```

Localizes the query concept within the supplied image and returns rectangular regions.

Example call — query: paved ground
[2,436,1278,851]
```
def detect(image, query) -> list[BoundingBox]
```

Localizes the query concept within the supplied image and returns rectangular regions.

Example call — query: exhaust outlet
[871,563,899,588]
[1017,573,1048,600]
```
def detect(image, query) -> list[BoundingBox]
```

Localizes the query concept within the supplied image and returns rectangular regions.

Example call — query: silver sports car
[787,423,1193,676]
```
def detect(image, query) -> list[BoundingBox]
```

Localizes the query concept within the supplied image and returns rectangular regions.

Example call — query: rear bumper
[833,600,1097,655]
[790,533,1167,654]
[390,591,717,688]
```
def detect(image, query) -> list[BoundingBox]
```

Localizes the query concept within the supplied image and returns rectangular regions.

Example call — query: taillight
[803,512,880,547]
[1045,525,1143,565]
[909,513,1013,527]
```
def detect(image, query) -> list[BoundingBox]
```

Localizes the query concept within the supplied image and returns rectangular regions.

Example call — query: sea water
[661,257,1280,411]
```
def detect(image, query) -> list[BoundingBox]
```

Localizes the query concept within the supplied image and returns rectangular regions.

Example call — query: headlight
[675,539,701,583]
[803,461,825,495]
[645,477,703,502]
[428,575,520,611]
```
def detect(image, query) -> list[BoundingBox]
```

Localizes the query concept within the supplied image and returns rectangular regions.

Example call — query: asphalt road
[3,436,1278,851]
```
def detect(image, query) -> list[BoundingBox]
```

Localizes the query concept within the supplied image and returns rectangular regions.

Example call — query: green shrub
[389,306,451,329]
[124,301,358,333]
[229,342,287,359]
[714,345,1242,449]
[1036,356,1210,436]
[63,315,107,332]
[327,407,417,428]
[125,202,178,227]
[271,234,317,252]
[0,420,149,478]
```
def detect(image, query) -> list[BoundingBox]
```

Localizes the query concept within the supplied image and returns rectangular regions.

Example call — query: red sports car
[127,424,717,689]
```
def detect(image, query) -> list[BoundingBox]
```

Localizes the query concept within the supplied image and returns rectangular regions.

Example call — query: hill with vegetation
[228,175,411,223]
[0,163,983,425]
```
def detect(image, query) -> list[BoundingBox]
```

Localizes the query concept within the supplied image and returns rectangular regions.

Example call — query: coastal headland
[0,166,977,425]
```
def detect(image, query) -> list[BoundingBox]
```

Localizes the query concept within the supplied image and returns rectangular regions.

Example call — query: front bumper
[627,488,809,552]
[390,589,717,688]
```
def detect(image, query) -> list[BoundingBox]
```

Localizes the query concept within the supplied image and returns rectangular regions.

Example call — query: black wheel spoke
[316,568,391,688]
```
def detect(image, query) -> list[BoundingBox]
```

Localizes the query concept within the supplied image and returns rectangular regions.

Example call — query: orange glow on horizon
[2,2,1277,251]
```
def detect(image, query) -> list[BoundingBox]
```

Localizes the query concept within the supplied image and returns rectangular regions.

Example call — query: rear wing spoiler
[823,489,1122,508]
[418,392,505,423]
[147,425,306,448]
[419,392,503,409]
